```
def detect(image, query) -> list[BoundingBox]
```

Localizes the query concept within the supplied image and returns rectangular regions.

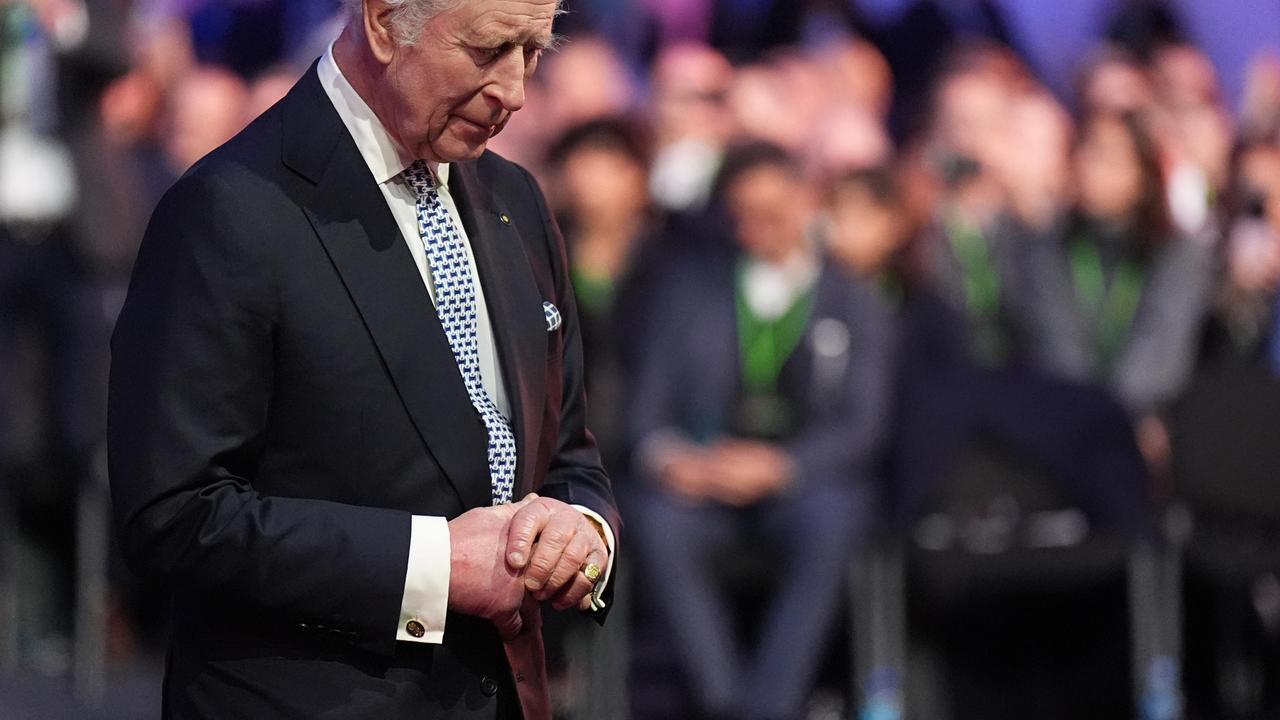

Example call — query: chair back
[1174,369,1280,522]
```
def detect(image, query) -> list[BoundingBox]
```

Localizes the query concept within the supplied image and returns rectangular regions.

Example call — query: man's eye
[477,45,509,63]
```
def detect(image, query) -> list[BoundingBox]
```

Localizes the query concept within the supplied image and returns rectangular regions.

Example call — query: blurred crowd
[4,0,1280,719]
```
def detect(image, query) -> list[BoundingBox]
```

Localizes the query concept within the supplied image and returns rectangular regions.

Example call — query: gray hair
[341,0,460,46]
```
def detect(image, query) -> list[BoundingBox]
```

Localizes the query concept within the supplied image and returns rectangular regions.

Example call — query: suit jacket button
[480,676,499,697]
[405,619,426,638]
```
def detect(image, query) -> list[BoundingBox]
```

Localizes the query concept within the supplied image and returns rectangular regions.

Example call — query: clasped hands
[447,494,606,639]
[659,438,795,507]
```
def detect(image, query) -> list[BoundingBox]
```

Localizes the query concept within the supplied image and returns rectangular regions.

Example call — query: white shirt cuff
[397,515,449,644]
[571,504,615,612]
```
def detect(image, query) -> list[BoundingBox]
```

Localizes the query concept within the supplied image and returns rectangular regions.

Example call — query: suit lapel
[450,162,547,498]
[284,68,491,512]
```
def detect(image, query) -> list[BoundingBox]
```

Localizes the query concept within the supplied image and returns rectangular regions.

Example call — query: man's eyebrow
[476,31,562,51]
[530,33,563,51]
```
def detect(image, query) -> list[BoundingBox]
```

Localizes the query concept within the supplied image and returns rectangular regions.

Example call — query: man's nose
[486,52,527,112]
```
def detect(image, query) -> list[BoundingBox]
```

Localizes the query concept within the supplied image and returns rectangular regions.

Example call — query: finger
[505,500,552,569]
[523,512,580,592]
[536,529,594,601]
[494,606,524,641]
[495,492,539,520]
[551,548,607,611]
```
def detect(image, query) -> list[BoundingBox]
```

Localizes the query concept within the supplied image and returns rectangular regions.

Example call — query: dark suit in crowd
[1016,219,1214,417]
[108,64,618,720]
[890,216,1151,534]
[625,248,895,720]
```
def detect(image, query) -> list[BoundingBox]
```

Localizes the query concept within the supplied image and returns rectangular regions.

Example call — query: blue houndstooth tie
[404,161,516,505]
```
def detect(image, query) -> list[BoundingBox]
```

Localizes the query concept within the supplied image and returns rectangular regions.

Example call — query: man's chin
[432,122,504,162]
[429,138,489,163]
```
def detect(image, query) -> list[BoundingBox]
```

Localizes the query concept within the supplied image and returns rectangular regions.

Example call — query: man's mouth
[455,115,500,137]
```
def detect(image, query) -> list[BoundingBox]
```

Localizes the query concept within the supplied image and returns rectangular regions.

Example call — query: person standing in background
[1019,111,1214,478]
[545,117,658,474]
[0,0,128,670]
[1200,141,1280,372]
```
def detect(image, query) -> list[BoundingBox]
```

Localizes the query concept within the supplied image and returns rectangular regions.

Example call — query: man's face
[378,0,557,162]
[726,165,811,264]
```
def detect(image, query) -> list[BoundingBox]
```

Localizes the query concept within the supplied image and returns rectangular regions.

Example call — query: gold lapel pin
[499,213,511,225]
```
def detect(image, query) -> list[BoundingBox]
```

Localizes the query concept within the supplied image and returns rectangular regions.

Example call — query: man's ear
[361,0,398,65]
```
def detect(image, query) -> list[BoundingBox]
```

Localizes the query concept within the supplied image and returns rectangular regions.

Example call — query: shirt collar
[317,42,450,187]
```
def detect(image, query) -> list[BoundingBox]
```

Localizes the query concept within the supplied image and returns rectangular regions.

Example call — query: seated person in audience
[624,142,895,720]
[1199,142,1280,373]
[1018,111,1214,478]
[824,166,916,305]
[890,73,1152,536]
[545,117,660,471]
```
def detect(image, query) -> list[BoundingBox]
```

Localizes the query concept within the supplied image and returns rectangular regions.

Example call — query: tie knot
[404,160,437,199]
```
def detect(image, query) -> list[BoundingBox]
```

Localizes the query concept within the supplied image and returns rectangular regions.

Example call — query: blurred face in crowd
[651,44,734,146]
[827,176,906,276]
[165,67,249,172]
[725,165,812,264]
[933,71,1010,179]
[1004,91,1074,222]
[1170,102,1235,186]
[1241,53,1280,139]
[809,107,892,180]
[559,144,649,223]
[245,68,300,124]
[1076,114,1146,224]
[541,36,632,131]
[1080,55,1153,115]
[1240,144,1280,231]
[730,55,828,153]
[821,40,893,119]
[100,71,166,146]
[1153,44,1221,111]
[347,0,558,163]
[1228,145,1280,294]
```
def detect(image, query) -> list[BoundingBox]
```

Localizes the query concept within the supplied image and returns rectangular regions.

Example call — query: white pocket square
[543,301,562,332]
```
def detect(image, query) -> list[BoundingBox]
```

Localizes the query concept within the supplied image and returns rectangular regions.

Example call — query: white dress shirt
[317,45,613,645]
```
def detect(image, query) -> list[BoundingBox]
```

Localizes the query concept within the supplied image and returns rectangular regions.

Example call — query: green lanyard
[948,222,1001,320]
[1069,239,1145,365]
[877,271,905,309]
[571,267,615,316]
[735,267,815,393]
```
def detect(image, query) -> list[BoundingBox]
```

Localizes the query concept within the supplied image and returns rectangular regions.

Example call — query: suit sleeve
[108,169,413,656]
[513,164,620,616]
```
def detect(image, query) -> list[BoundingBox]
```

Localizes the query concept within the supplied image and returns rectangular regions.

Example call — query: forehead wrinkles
[464,0,558,45]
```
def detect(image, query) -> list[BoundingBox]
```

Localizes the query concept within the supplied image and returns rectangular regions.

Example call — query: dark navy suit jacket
[108,65,618,719]
[625,249,896,489]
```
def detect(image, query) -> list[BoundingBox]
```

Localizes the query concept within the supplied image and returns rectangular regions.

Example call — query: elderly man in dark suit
[107,1,619,718]
[625,142,896,720]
